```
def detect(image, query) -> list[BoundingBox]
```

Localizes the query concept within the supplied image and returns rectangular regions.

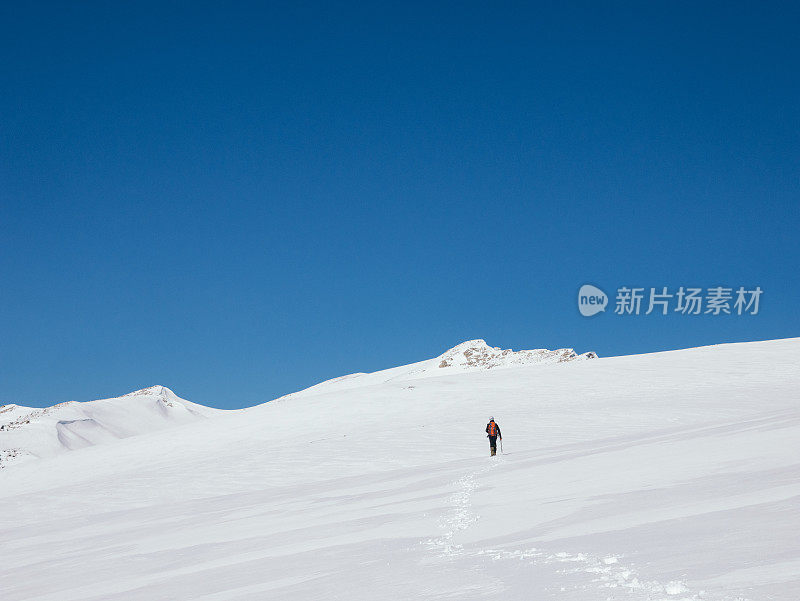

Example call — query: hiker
[486,417,502,456]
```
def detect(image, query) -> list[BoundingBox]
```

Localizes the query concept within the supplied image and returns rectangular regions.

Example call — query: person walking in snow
[486,417,502,456]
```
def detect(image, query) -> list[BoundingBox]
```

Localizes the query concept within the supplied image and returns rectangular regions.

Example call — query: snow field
[1,338,798,599]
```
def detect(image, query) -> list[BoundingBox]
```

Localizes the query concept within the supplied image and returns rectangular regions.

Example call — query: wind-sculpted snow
[0,385,222,467]
[1,338,798,600]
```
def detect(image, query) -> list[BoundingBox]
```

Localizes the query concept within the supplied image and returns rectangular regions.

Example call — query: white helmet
[489,416,494,421]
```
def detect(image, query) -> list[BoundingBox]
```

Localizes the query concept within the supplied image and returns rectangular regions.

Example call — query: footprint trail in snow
[424,457,754,601]
[425,457,502,557]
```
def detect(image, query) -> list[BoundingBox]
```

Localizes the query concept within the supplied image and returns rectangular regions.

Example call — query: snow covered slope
[277,338,597,400]
[0,386,221,468]
[1,339,799,601]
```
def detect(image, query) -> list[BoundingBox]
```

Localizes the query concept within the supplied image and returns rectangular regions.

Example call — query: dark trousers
[489,436,497,455]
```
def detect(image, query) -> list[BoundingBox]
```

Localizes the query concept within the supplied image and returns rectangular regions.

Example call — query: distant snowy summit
[277,339,598,401]
[0,385,220,468]
[434,339,597,370]
[120,385,194,409]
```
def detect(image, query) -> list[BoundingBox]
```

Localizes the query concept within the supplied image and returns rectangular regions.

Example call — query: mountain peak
[435,340,597,370]
[122,386,177,399]
[441,339,494,353]
[0,385,218,468]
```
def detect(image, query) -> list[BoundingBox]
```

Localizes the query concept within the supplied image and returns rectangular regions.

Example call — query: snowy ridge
[275,339,597,400]
[0,385,223,468]
[432,339,596,370]
[0,403,35,426]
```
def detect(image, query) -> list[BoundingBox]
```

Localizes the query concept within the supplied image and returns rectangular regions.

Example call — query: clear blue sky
[2,2,798,409]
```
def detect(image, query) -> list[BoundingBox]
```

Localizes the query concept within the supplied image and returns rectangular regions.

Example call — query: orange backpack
[488,422,497,436]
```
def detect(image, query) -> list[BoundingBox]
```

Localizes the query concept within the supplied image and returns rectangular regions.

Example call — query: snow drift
[0,385,221,468]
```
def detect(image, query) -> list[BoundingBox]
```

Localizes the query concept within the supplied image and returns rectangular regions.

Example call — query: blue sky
[2,2,798,409]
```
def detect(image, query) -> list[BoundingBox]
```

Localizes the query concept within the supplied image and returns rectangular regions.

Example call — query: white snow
[431,339,597,370]
[275,339,596,400]
[0,403,35,425]
[0,385,222,467]
[1,338,799,600]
